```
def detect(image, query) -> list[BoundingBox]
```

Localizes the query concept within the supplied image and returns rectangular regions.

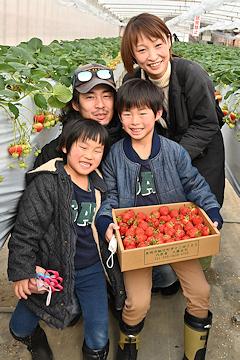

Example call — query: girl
[8,118,111,360]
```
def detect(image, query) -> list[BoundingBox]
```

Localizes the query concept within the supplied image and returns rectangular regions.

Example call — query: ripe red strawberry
[32,122,43,132]
[138,220,148,231]
[159,215,171,222]
[125,227,135,237]
[162,234,171,242]
[230,112,236,120]
[136,212,146,221]
[192,215,204,226]
[150,218,160,228]
[189,205,198,216]
[222,109,229,116]
[187,227,202,238]
[201,226,211,236]
[122,210,135,225]
[182,235,191,240]
[169,209,179,218]
[125,244,136,250]
[175,229,185,238]
[9,145,22,157]
[145,226,155,237]
[35,114,45,124]
[137,241,148,248]
[174,223,184,231]
[164,227,176,237]
[180,205,190,216]
[158,224,165,233]
[118,222,129,236]
[135,233,147,244]
[151,210,160,219]
[184,221,194,232]
[123,236,136,248]
[135,226,145,236]
[145,214,152,223]
[159,206,169,216]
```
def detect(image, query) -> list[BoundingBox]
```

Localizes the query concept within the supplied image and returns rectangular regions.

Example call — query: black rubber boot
[82,339,109,360]
[182,309,212,360]
[116,318,145,360]
[10,324,53,360]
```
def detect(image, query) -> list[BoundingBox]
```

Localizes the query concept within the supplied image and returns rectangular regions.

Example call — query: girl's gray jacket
[7,159,124,330]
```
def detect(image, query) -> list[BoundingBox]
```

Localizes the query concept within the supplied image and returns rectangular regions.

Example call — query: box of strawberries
[112,202,220,272]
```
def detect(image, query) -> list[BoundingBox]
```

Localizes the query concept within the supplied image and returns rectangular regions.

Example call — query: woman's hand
[105,223,119,243]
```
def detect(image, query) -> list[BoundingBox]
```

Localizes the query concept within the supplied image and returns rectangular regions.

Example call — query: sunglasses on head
[76,68,113,83]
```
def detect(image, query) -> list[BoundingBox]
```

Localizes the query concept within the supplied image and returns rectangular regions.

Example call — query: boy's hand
[13,279,31,300]
[105,223,119,243]
[213,221,218,228]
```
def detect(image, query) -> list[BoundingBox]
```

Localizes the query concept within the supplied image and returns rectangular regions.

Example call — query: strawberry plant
[0,36,122,181]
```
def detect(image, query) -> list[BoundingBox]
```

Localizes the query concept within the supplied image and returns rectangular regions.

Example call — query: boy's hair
[59,117,110,162]
[121,13,173,76]
[115,78,164,116]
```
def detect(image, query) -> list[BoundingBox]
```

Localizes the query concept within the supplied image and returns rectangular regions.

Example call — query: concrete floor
[0,179,240,360]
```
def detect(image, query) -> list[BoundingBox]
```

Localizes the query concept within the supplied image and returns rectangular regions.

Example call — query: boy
[95,79,222,360]
[8,118,111,360]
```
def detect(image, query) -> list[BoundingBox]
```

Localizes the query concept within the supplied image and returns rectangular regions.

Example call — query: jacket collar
[123,129,160,162]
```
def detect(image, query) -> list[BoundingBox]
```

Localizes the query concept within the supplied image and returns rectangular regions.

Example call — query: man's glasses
[77,69,113,83]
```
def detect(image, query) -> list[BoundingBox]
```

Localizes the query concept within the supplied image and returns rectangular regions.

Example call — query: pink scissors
[36,270,63,293]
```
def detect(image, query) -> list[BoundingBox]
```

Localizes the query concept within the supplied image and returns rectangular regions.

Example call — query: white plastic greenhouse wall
[0,0,120,46]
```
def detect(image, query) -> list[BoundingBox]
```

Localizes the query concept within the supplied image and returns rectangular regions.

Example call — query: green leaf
[7,62,31,76]
[48,95,66,109]
[0,89,18,99]
[34,93,47,109]
[27,38,43,51]
[10,46,36,64]
[0,63,15,72]
[8,102,19,118]
[52,84,72,103]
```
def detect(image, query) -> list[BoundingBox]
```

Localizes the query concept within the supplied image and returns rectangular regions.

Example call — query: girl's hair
[59,117,111,162]
[121,13,173,76]
[115,78,164,116]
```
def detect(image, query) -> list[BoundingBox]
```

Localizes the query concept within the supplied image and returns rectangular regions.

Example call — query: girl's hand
[105,223,119,243]
[28,266,47,294]
[13,279,31,300]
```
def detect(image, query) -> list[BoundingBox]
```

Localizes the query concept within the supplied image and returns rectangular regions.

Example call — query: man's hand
[105,223,119,243]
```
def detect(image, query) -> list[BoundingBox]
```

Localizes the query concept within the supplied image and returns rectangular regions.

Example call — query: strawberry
[32,123,43,132]
[136,212,146,221]
[151,210,160,219]
[179,205,190,216]
[184,221,194,232]
[187,227,202,238]
[175,229,185,238]
[118,222,129,236]
[135,226,145,236]
[137,241,148,248]
[159,206,169,216]
[162,234,171,242]
[145,214,152,223]
[189,205,198,216]
[9,145,22,157]
[34,114,45,124]
[158,224,165,233]
[159,215,171,222]
[138,220,148,231]
[169,209,179,218]
[201,226,211,236]
[125,244,136,250]
[215,94,222,101]
[230,112,236,120]
[122,210,135,225]
[123,236,136,248]
[192,215,204,226]
[135,233,147,244]
[125,227,135,237]
[222,109,229,116]
[164,227,176,237]
[145,226,155,237]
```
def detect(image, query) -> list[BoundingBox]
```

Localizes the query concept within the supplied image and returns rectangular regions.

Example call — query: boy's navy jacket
[95,133,223,307]
[7,159,125,329]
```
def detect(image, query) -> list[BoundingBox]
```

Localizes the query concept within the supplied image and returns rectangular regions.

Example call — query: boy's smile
[120,107,162,144]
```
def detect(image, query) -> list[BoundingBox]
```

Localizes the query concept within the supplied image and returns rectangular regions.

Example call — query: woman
[121,13,225,208]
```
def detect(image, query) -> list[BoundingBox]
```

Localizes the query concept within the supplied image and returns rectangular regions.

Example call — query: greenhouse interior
[0,1,240,360]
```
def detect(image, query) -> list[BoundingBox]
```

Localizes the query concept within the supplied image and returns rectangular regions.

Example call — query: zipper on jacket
[66,178,74,306]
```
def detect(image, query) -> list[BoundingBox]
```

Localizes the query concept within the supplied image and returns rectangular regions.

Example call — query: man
[33,63,125,168]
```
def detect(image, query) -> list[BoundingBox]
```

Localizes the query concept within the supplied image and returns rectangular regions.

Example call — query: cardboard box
[112,202,220,272]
